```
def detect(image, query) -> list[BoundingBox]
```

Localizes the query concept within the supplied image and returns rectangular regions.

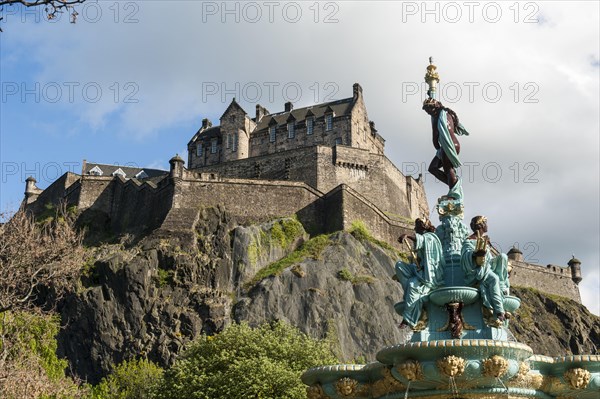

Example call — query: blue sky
[1,1,598,315]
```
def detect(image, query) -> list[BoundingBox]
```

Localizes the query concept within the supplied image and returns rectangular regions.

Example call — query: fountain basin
[376,339,533,365]
[428,286,479,306]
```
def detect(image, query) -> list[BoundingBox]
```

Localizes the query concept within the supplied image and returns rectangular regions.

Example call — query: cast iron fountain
[301,59,600,399]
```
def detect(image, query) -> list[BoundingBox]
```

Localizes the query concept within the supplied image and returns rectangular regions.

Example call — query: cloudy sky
[1,1,598,315]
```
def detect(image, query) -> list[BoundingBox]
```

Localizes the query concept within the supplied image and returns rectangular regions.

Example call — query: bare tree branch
[0,203,86,313]
[0,0,86,30]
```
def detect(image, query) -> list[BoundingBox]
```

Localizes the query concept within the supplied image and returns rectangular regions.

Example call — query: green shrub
[336,268,376,285]
[90,358,163,399]
[349,220,402,256]
[247,234,331,288]
[156,321,337,399]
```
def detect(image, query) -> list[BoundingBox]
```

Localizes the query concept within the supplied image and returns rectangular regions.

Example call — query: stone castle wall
[509,260,581,302]
[193,144,428,221]
[24,168,583,303]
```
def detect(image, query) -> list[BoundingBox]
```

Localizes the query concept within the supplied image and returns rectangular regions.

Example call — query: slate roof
[83,162,168,180]
[190,97,356,144]
[254,97,354,131]
[188,126,221,146]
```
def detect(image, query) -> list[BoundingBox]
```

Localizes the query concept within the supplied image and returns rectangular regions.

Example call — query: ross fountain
[302,59,600,399]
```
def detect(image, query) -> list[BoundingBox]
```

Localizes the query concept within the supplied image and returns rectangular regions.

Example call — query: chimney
[256,104,269,122]
[284,102,293,112]
[369,121,377,135]
[353,83,363,100]
[202,118,212,129]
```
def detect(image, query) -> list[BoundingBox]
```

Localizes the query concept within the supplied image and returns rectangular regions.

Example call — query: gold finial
[425,56,440,97]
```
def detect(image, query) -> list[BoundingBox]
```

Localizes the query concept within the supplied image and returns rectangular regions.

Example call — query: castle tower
[568,255,582,284]
[24,176,41,204]
[220,98,254,163]
[507,246,524,262]
[169,154,184,179]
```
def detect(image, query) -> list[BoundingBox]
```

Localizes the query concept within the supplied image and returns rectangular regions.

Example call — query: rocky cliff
[57,207,599,383]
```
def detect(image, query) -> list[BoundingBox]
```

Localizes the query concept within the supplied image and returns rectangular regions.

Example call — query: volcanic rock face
[510,286,600,356]
[57,208,599,383]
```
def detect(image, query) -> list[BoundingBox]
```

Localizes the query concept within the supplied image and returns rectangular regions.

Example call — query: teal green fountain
[301,59,600,399]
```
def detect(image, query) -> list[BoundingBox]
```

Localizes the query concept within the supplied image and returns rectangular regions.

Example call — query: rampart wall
[24,169,583,303]
[193,145,429,222]
[509,260,581,302]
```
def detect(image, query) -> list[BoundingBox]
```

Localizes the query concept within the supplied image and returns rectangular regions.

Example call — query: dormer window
[226,134,232,149]
[232,134,238,152]
[306,117,314,135]
[325,114,333,131]
[269,126,276,142]
[135,170,149,179]
[196,143,203,157]
[287,122,295,139]
[88,166,103,176]
[211,138,218,154]
[112,168,126,178]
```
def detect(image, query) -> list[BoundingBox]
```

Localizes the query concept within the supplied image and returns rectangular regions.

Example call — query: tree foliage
[157,321,338,399]
[0,205,87,398]
[0,311,85,399]
[90,359,163,399]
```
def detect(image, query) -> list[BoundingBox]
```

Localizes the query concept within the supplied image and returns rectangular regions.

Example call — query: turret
[568,255,582,284]
[507,247,523,262]
[24,176,41,204]
[169,154,184,179]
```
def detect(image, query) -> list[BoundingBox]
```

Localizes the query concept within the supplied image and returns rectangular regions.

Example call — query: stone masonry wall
[109,178,174,234]
[510,260,581,302]
[173,176,324,235]
[191,146,320,188]
[194,145,428,223]
[25,172,80,214]
[250,115,352,158]
[324,184,413,249]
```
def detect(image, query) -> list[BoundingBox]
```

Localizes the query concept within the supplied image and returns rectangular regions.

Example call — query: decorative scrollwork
[564,368,591,390]
[437,355,466,378]
[482,355,509,378]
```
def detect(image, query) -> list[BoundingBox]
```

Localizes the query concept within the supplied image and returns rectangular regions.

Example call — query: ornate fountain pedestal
[302,178,599,399]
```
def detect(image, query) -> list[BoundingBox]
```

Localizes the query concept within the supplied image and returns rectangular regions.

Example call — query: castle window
[232,134,238,152]
[306,117,314,135]
[112,168,126,178]
[335,137,342,145]
[196,143,203,157]
[269,126,276,142]
[226,134,232,149]
[211,138,217,154]
[325,114,333,131]
[287,122,295,139]
[88,165,103,176]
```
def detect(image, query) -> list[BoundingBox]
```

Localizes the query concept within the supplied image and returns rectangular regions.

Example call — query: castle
[22,83,583,302]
